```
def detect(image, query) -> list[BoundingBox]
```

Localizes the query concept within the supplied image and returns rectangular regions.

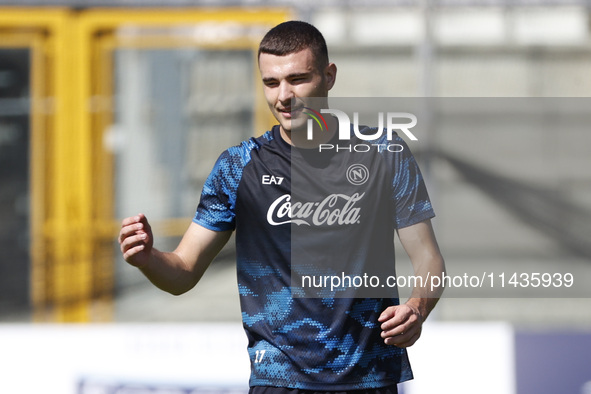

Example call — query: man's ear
[325,62,337,91]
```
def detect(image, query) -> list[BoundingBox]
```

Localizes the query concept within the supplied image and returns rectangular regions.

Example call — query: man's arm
[119,213,232,295]
[378,219,445,347]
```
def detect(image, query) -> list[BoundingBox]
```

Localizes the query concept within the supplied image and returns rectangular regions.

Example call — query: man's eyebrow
[262,72,311,83]
[286,72,310,79]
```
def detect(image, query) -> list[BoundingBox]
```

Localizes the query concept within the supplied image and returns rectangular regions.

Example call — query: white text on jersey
[262,175,284,185]
[267,193,363,226]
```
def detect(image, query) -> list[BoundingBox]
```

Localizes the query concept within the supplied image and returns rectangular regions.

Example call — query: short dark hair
[258,21,329,68]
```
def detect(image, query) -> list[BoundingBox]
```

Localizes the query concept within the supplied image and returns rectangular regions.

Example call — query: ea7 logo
[262,175,284,185]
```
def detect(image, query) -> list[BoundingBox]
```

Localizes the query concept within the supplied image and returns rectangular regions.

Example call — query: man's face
[259,48,336,134]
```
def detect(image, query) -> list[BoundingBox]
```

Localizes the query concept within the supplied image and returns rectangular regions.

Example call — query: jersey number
[254,350,266,363]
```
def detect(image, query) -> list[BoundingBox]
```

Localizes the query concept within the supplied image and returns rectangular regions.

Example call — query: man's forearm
[139,249,199,296]
[407,255,446,320]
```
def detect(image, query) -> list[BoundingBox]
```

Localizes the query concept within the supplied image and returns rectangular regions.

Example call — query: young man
[119,21,444,394]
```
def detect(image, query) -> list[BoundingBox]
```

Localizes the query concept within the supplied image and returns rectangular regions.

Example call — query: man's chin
[276,118,290,132]
[276,117,305,132]
[287,116,309,133]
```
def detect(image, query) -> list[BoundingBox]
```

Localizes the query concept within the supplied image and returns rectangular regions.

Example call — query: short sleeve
[193,149,243,232]
[390,136,435,228]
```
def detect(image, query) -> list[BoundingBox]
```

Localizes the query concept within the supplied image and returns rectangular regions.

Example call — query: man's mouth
[279,106,304,117]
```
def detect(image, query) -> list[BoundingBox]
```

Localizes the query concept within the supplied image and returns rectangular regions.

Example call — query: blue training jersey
[193,125,434,390]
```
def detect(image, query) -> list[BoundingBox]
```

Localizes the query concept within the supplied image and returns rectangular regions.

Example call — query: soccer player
[119,20,445,394]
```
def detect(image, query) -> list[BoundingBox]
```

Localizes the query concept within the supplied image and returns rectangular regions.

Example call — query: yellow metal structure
[0,7,288,322]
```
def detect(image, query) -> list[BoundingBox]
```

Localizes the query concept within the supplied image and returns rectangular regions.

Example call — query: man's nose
[278,81,294,103]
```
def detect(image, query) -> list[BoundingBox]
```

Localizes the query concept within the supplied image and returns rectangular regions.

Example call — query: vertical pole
[30,32,48,322]
[51,10,94,322]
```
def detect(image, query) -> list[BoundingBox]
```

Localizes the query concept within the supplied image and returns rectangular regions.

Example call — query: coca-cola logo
[267,193,364,226]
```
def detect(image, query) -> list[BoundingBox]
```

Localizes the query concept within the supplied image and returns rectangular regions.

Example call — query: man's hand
[378,302,424,348]
[118,213,153,267]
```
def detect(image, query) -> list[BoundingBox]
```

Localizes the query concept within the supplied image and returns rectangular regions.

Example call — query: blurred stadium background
[1,1,591,393]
